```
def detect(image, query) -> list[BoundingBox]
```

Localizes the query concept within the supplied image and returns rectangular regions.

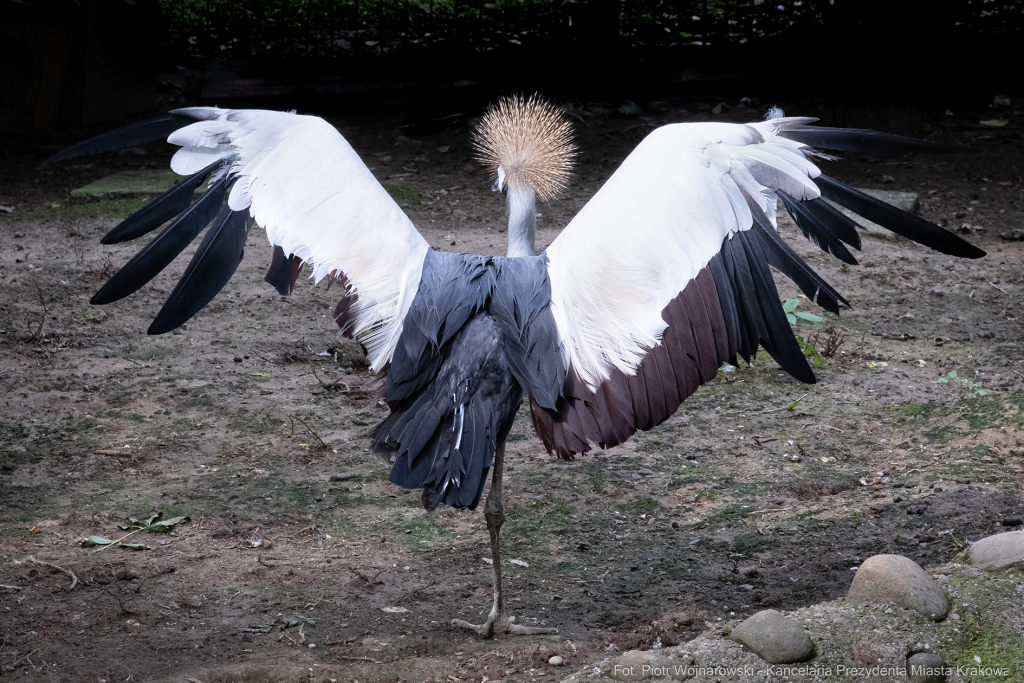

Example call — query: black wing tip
[147,317,180,336]
[780,125,976,155]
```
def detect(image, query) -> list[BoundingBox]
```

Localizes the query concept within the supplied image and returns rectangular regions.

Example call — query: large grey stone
[969,530,1024,571]
[607,650,684,681]
[907,652,947,683]
[729,609,815,664]
[848,554,950,621]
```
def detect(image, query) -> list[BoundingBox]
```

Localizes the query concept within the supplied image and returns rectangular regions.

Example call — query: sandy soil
[1,94,1023,683]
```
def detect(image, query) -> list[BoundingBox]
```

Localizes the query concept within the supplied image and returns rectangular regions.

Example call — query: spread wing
[42,107,430,372]
[531,115,983,458]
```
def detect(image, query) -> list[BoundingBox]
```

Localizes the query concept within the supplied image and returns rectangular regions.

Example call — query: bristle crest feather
[473,94,576,202]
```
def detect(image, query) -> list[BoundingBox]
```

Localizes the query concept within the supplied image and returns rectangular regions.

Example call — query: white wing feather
[166,108,430,372]
[546,118,822,389]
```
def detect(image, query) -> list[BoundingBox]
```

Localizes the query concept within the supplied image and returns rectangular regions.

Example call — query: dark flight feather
[746,195,849,314]
[38,115,193,169]
[148,206,253,335]
[777,190,859,265]
[779,125,972,155]
[101,162,222,245]
[90,177,229,306]
[815,175,985,258]
[264,245,305,295]
[730,231,816,385]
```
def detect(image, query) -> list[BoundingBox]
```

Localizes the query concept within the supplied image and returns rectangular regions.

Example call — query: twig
[27,556,78,591]
[93,527,146,554]
[1012,370,1024,380]
[800,423,845,433]
[764,392,810,413]
[26,280,50,342]
[745,508,793,515]
[248,348,275,364]
[337,655,383,664]
[292,415,329,451]
[11,649,39,668]
[0,584,22,591]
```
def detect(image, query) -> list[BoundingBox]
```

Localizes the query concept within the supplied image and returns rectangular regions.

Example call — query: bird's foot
[452,613,557,638]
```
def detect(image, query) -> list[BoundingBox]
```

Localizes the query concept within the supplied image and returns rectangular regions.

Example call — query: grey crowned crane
[41,96,984,637]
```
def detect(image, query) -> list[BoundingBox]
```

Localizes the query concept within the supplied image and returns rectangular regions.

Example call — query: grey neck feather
[505,185,537,258]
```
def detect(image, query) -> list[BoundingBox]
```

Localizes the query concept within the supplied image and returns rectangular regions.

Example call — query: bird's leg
[452,442,558,638]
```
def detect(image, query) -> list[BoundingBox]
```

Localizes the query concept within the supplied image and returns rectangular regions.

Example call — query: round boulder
[968,530,1024,571]
[907,652,947,683]
[848,554,950,621]
[729,609,815,664]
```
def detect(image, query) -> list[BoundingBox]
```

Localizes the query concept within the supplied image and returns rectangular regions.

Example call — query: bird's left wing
[43,108,430,371]
[532,117,982,458]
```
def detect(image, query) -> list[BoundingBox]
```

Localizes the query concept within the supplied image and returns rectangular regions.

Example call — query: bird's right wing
[531,116,982,458]
[42,108,430,372]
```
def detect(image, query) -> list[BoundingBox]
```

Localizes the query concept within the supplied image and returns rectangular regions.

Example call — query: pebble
[969,530,1024,571]
[729,609,814,664]
[848,554,950,621]
[907,652,947,683]
[549,656,563,666]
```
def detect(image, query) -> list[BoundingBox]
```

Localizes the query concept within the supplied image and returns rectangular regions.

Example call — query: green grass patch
[384,184,417,205]
[1,197,151,223]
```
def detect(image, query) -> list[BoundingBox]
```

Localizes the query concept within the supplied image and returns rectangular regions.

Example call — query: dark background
[2,0,1023,135]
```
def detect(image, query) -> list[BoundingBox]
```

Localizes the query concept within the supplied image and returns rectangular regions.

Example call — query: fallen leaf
[29,526,41,534]
[979,119,1010,127]
[382,606,409,613]
[509,559,529,567]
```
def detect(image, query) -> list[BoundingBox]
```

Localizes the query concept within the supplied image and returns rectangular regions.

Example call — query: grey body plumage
[373,250,563,511]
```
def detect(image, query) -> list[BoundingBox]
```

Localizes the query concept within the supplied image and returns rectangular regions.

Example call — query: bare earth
[1,95,1023,683]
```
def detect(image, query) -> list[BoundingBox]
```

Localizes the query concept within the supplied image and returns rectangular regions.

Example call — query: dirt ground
[2,93,1023,683]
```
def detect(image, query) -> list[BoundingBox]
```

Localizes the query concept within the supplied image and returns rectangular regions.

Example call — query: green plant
[783,299,825,367]
[937,370,989,397]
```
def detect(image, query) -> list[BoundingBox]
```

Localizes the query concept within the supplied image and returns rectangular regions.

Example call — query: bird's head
[473,94,576,202]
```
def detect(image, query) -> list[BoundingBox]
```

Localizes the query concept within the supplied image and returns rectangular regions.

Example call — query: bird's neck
[505,185,537,258]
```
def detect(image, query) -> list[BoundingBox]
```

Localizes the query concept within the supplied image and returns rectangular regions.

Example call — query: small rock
[848,554,950,621]
[234,356,243,363]
[739,584,754,591]
[607,650,681,681]
[908,652,947,683]
[729,609,814,664]
[738,566,761,577]
[999,228,1024,241]
[969,530,1024,571]
[548,655,563,666]
[329,472,358,482]
[83,308,108,323]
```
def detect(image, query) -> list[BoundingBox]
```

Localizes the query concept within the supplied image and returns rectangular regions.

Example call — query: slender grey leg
[452,442,558,638]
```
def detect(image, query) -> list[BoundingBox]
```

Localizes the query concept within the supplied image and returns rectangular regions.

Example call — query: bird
[40,95,984,637]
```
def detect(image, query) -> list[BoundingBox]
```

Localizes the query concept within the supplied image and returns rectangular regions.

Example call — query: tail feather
[375,314,521,511]
[38,115,193,169]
